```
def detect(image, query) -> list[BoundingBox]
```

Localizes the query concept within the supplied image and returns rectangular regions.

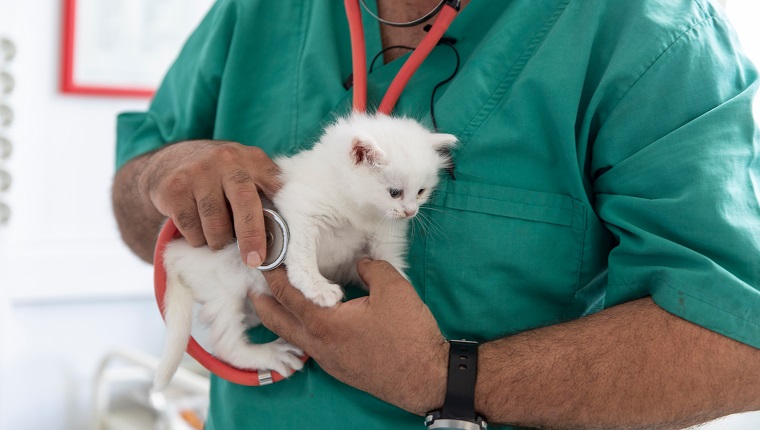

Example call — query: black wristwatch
[425,340,488,430]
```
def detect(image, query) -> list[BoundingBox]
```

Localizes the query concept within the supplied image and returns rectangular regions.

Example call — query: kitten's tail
[153,271,194,392]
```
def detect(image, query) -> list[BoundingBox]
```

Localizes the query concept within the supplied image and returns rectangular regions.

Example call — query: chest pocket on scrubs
[414,180,586,341]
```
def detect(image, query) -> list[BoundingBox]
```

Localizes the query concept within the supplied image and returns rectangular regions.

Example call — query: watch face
[425,416,487,430]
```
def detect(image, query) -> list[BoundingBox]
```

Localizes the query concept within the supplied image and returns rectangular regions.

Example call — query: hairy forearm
[112,152,165,263]
[475,297,760,430]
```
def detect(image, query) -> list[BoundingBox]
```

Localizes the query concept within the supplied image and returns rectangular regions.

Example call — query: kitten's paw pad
[304,282,343,307]
[268,340,305,377]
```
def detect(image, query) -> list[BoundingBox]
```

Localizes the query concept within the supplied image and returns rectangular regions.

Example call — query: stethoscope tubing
[154,219,308,386]
[345,0,460,114]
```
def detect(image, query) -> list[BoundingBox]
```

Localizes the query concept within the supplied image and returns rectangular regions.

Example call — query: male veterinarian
[113,1,760,428]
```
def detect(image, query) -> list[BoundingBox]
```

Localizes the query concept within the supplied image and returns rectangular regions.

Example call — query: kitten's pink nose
[404,208,417,217]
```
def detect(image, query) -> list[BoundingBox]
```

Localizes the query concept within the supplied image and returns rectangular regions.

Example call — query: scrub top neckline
[360,0,477,75]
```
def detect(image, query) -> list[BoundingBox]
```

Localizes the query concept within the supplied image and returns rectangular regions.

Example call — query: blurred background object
[0,70,13,94]
[91,349,209,430]
[0,0,212,428]
[61,0,214,97]
[0,136,11,159]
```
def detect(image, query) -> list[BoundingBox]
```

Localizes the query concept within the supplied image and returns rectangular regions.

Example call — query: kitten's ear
[430,133,458,151]
[351,136,387,167]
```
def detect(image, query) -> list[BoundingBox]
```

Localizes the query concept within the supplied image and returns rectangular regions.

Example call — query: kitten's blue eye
[389,188,402,198]
[417,189,425,196]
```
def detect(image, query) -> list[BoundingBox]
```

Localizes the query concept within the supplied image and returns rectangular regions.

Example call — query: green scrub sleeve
[593,14,760,348]
[115,0,237,171]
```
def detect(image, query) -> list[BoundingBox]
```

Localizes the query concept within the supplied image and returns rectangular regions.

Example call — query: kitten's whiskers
[414,207,447,239]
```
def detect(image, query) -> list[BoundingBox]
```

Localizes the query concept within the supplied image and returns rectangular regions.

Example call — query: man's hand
[250,259,449,415]
[134,140,281,266]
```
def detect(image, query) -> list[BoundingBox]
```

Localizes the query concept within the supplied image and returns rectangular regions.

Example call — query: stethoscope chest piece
[257,208,289,271]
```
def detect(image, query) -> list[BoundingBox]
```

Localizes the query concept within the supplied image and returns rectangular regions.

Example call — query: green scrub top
[116,0,760,428]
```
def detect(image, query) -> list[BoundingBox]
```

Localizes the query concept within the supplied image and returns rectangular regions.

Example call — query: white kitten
[154,114,456,390]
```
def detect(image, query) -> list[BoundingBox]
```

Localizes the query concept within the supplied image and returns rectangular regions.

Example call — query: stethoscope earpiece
[358,0,450,28]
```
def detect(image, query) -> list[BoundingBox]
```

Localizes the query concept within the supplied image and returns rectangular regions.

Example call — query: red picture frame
[61,0,154,97]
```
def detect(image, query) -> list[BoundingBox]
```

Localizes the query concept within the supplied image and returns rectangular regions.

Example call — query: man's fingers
[246,147,282,198]
[262,267,332,341]
[170,199,205,247]
[196,186,234,251]
[152,175,205,247]
[223,168,266,267]
[232,147,281,267]
[262,268,315,318]
[249,292,307,347]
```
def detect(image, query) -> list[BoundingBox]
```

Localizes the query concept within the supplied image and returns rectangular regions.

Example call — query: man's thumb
[356,258,410,297]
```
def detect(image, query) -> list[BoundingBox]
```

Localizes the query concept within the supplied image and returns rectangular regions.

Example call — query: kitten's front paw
[303,282,344,307]
[267,339,305,377]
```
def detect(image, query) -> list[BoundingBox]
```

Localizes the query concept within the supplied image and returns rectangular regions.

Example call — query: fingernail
[246,251,262,268]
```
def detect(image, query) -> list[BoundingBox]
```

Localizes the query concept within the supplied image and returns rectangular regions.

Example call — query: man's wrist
[136,155,166,220]
[113,151,167,262]
[431,340,450,410]
[407,339,448,416]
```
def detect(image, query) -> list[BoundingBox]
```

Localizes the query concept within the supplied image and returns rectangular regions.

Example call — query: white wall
[0,0,177,429]
[0,0,758,429]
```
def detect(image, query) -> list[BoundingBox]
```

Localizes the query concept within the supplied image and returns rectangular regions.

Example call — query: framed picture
[61,0,214,97]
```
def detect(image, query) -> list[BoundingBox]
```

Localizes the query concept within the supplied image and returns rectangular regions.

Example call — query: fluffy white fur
[154,114,456,390]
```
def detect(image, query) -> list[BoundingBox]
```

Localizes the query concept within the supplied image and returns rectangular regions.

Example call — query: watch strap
[424,340,487,429]
[442,340,479,420]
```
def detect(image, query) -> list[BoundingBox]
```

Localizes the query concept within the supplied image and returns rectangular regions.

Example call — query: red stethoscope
[153,0,461,386]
